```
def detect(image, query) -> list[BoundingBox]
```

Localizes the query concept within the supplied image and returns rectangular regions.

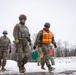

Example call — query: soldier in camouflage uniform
[0,30,11,71]
[33,22,57,72]
[13,14,31,73]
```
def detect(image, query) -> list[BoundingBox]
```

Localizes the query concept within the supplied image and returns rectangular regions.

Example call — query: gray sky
[0,0,76,45]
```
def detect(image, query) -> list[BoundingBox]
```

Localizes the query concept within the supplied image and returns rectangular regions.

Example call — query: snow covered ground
[0,57,76,74]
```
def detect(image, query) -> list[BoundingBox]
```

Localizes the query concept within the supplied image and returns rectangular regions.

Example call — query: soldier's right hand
[15,39,19,44]
[33,46,36,50]
[54,44,57,48]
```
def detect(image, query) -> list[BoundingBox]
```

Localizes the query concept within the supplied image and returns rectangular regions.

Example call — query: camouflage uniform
[0,35,11,70]
[37,46,42,66]
[34,22,57,71]
[13,14,31,73]
[50,55,55,65]
[49,46,55,65]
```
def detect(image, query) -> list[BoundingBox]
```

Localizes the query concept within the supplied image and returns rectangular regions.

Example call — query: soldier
[13,14,31,73]
[0,30,11,71]
[33,22,57,72]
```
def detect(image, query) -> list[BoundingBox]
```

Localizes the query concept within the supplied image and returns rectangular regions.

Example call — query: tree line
[53,40,76,57]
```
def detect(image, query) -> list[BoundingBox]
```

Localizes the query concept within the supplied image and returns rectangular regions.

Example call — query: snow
[0,57,76,74]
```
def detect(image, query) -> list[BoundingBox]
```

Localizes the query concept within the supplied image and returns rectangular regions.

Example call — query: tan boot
[22,65,26,73]
[19,66,23,73]
[41,65,45,69]
[19,65,26,73]
[47,65,54,72]
[37,63,40,66]
[1,66,6,71]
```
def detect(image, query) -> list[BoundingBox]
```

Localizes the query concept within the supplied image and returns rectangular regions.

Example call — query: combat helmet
[19,14,27,21]
[44,22,50,28]
[2,30,8,34]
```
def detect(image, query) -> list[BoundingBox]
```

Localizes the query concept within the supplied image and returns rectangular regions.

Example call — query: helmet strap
[19,21,25,25]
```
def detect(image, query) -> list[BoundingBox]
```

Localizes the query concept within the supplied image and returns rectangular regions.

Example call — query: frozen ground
[0,56,76,75]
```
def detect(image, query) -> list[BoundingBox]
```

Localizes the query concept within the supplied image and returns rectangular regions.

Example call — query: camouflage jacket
[13,23,31,42]
[0,36,11,48]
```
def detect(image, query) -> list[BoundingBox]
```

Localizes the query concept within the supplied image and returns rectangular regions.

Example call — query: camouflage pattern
[13,23,31,67]
[0,49,8,67]
[49,46,55,65]
[15,43,29,66]
[37,47,42,66]
[18,24,30,41]
[0,36,11,67]
[34,29,56,68]
[49,55,55,65]
[41,44,50,67]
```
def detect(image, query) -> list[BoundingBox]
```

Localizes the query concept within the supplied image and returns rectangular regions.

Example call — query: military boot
[47,65,54,72]
[1,66,6,71]
[37,62,40,66]
[19,66,23,73]
[41,65,45,69]
[41,62,45,69]
[22,64,26,73]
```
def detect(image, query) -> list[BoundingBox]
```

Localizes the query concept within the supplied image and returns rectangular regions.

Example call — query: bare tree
[55,40,62,57]
[32,33,37,44]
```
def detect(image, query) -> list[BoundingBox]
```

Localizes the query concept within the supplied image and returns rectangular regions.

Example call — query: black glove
[33,46,36,50]
[9,50,11,53]
[54,44,57,48]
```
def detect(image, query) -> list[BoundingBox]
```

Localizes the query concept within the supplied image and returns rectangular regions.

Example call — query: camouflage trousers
[49,54,55,65]
[16,43,30,67]
[0,48,8,67]
[37,47,42,65]
[41,44,51,67]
